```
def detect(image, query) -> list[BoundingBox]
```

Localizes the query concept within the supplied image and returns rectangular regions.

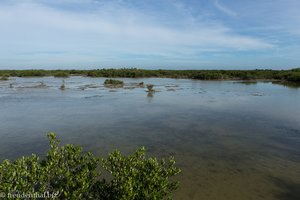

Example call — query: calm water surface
[0,77,299,200]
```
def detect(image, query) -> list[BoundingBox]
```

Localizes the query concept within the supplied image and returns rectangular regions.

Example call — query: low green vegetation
[0,133,180,200]
[104,79,124,87]
[146,84,155,93]
[54,71,69,78]
[138,82,144,87]
[0,76,9,81]
[0,73,9,81]
[60,82,65,90]
[0,68,300,82]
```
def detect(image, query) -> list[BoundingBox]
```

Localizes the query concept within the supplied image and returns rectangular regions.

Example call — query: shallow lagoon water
[0,77,300,200]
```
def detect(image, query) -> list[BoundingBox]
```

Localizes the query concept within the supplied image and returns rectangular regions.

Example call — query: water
[0,77,299,200]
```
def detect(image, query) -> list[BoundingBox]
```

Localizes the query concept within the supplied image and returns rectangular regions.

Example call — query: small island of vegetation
[104,79,124,87]
[0,74,9,81]
[146,84,155,93]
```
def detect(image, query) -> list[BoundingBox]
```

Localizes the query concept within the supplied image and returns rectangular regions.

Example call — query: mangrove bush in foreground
[0,133,180,200]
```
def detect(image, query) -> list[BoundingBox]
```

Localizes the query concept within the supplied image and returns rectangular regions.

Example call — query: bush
[0,76,9,81]
[104,79,124,87]
[286,72,300,82]
[16,70,47,77]
[192,72,223,80]
[54,72,69,78]
[146,84,155,92]
[0,133,180,200]
[60,80,65,90]
[0,133,99,199]
[60,83,65,90]
[101,147,180,200]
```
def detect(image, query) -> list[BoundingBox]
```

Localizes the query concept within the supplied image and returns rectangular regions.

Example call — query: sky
[0,0,299,70]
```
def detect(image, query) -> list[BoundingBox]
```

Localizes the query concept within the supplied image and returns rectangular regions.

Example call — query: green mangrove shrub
[60,80,65,90]
[60,83,65,90]
[0,133,100,199]
[0,133,180,200]
[138,82,144,87]
[101,147,180,200]
[146,84,155,93]
[0,74,9,81]
[104,79,124,87]
[54,72,69,78]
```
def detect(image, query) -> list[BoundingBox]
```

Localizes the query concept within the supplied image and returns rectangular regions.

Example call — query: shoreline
[1,68,300,83]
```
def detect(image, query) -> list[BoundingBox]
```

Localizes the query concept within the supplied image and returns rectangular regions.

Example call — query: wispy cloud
[214,0,237,17]
[0,1,272,48]
[0,0,298,69]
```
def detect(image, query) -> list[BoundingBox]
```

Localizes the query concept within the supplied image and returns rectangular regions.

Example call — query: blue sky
[0,0,299,69]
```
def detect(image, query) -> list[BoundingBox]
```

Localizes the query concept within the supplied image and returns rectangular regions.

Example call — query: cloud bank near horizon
[0,0,299,69]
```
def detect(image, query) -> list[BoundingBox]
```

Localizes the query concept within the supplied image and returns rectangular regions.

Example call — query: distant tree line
[0,68,299,82]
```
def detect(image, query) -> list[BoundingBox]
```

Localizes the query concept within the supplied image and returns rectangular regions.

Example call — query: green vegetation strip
[0,68,299,82]
[0,133,180,200]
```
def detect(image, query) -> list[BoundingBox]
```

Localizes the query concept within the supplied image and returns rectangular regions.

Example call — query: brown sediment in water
[174,156,300,200]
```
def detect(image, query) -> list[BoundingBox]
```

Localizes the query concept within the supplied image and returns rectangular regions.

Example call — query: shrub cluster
[54,71,69,78]
[0,133,180,200]
[0,76,9,81]
[104,79,124,86]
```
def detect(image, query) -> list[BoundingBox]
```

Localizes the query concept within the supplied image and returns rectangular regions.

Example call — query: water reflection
[272,81,300,89]
[0,77,299,200]
[147,92,154,102]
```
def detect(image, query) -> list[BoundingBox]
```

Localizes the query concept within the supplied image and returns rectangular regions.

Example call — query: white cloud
[0,1,275,68]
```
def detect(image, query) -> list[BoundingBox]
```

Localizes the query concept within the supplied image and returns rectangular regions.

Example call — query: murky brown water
[0,77,299,199]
